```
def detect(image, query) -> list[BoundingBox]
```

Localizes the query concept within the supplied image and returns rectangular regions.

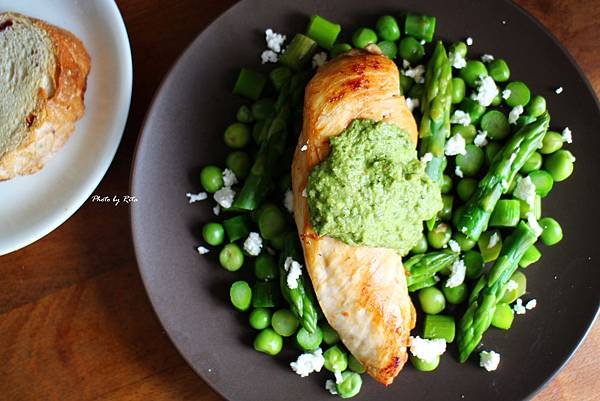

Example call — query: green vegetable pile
[193,10,575,398]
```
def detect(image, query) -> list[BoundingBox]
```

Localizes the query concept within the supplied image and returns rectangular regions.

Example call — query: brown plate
[131,1,600,400]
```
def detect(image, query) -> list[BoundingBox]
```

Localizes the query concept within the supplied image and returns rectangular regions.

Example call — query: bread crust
[0,13,90,180]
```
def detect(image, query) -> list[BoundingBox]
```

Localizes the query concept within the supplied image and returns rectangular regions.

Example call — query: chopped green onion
[491,303,514,330]
[252,282,281,308]
[489,199,521,227]
[423,314,456,342]
[269,66,292,91]
[404,13,436,42]
[477,230,502,263]
[519,244,542,268]
[280,34,318,71]
[223,215,251,242]
[233,68,267,100]
[306,15,341,50]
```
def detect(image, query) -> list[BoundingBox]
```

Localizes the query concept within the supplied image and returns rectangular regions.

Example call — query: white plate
[0,0,132,255]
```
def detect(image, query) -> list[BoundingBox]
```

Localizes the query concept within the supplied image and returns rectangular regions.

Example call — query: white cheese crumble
[402,59,411,69]
[300,144,308,151]
[466,37,474,46]
[186,192,208,204]
[312,51,328,68]
[479,350,500,371]
[455,165,464,178]
[448,239,461,253]
[197,246,210,255]
[481,54,495,63]
[325,379,338,395]
[284,257,303,289]
[290,348,324,377]
[420,39,426,45]
[555,86,564,94]
[445,134,467,156]
[449,51,467,69]
[284,189,294,213]
[514,298,527,314]
[265,29,286,53]
[526,212,544,236]
[410,336,446,363]
[243,232,263,256]
[213,204,221,216]
[451,110,472,126]
[421,152,433,163]
[472,76,499,107]
[334,370,344,384]
[561,127,572,143]
[474,130,488,147]
[488,232,500,248]
[446,259,466,288]
[526,299,537,310]
[261,50,279,64]
[222,168,238,187]
[513,176,536,207]
[506,279,518,291]
[214,187,236,208]
[508,105,524,124]
[502,89,512,100]
[403,64,426,84]
[405,97,420,112]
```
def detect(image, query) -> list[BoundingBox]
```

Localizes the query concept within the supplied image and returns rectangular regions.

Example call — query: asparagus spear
[457,221,539,362]
[419,41,452,186]
[456,112,550,241]
[279,233,319,334]
[405,251,459,288]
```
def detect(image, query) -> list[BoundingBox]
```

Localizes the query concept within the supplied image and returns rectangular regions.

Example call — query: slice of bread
[0,12,90,181]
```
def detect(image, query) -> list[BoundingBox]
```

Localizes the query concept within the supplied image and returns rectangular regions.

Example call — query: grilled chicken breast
[291,48,418,385]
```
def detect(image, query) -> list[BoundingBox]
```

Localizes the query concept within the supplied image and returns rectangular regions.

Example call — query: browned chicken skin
[291,48,418,385]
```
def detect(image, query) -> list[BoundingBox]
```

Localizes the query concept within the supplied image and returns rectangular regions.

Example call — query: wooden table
[1,1,598,400]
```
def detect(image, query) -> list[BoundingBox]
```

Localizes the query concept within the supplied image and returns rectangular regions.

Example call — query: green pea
[398,36,425,64]
[254,328,283,355]
[487,59,510,82]
[528,170,554,197]
[410,234,428,254]
[252,119,265,143]
[249,308,272,330]
[219,243,244,271]
[271,309,299,337]
[224,122,251,149]
[226,151,251,179]
[230,281,252,311]
[480,110,510,140]
[410,354,440,371]
[453,232,476,251]
[336,371,363,398]
[257,204,287,239]
[501,271,526,303]
[323,345,348,372]
[441,175,453,194]
[456,178,478,202]
[236,105,254,123]
[418,287,446,314]
[449,41,467,58]
[352,27,378,49]
[251,98,275,120]
[452,204,465,229]
[202,222,225,246]
[451,124,477,143]
[464,250,484,279]
[491,92,502,106]
[400,74,414,95]
[321,322,340,345]
[377,40,398,59]
[460,60,488,87]
[427,222,452,249]
[443,282,468,304]
[544,150,575,182]
[254,254,279,281]
[539,217,563,246]
[296,326,323,351]
[330,43,353,58]
[451,77,466,104]
[520,152,543,174]
[455,144,485,176]
[540,131,564,154]
[200,165,224,193]
[376,15,401,41]
[438,195,454,221]
[526,95,547,117]
[348,354,366,373]
[485,141,503,166]
[407,82,424,99]
[505,81,531,107]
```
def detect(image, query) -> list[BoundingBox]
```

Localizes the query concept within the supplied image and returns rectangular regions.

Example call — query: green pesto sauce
[307,119,442,255]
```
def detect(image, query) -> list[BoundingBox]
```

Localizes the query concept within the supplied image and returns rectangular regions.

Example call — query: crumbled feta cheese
[312,51,328,68]
[402,59,411,69]
[243,232,263,256]
[474,130,488,147]
[488,232,500,248]
[334,370,344,384]
[513,176,536,207]
[410,336,446,363]
[222,168,238,187]
[214,187,235,208]
[405,97,420,112]
[403,64,426,84]
[325,379,338,395]
[300,144,308,151]
[421,152,433,163]
[213,204,221,216]
[506,279,518,291]
[501,20,507,25]
[420,39,426,45]
[284,257,303,289]
[479,350,500,371]
[466,37,473,46]
[451,110,472,126]
[508,105,524,124]
[455,165,464,178]
[472,76,499,107]
[514,298,527,314]
[526,212,544,236]
[197,246,210,255]
[265,28,286,53]
[448,239,461,253]
[290,348,324,377]
[561,127,572,143]
[481,54,495,63]
[302,188,307,197]
[186,192,208,203]
[525,299,537,310]
[449,51,467,69]
[261,50,278,64]
[445,134,467,156]
[502,89,511,100]
[284,189,294,213]
[446,259,466,288]
[555,86,563,94]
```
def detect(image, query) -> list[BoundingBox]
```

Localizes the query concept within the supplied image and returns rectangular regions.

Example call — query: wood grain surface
[1,1,598,400]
